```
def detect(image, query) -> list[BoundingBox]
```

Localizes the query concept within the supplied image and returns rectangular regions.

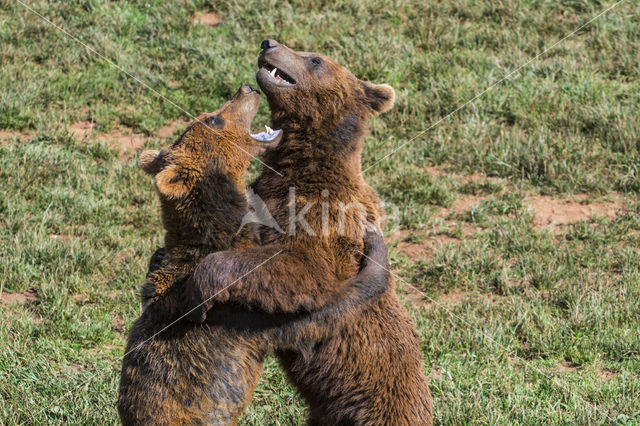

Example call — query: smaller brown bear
[117,84,390,425]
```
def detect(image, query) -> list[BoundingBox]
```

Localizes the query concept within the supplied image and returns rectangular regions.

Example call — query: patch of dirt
[425,165,502,186]
[432,194,484,229]
[429,291,496,308]
[431,291,469,306]
[395,241,432,259]
[529,195,623,230]
[0,288,38,305]
[71,293,89,303]
[395,235,463,260]
[68,363,83,374]
[597,369,616,381]
[70,121,145,158]
[69,120,96,139]
[0,129,32,143]
[69,118,188,160]
[451,222,478,238]
[553,361,579,374]
[101,128,147,157]
[386,230,410,244]
[387,195,480,263]
[424,165,447,178]
[447,194,480,215]
[157,118,189,139]
[388,231,428,258]
[192,12,222,27]
[403,287,495,310]
[388,229,466,261]
[460,173,490,184]
[111,313,125,334]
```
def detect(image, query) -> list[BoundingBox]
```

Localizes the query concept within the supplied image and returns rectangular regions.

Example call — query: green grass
[1,0,639,424]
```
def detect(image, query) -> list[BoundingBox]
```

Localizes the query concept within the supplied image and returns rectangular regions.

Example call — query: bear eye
[309,57,322,67]
[207,115,225,129]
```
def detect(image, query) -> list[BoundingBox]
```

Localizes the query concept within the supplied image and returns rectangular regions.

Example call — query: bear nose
[260,39,278,52]
[241,84,255,94]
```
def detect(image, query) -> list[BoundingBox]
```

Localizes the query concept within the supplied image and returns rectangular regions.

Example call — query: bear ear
[155,164,189,199]
[360,81,395,115]
[139,150,163,175]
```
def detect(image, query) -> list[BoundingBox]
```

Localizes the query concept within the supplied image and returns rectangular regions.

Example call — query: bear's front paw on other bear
[184,253,234,323]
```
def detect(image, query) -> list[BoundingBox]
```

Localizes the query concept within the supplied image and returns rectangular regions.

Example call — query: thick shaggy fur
[117,85,389,425]
[185,42,433,425]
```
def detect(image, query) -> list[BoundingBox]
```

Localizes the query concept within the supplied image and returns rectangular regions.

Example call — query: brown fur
[117,85,390,425]
[185,42,433,424]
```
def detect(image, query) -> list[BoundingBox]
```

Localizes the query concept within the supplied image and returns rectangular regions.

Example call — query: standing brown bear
[186,42,433,425]
[118,84,390,425]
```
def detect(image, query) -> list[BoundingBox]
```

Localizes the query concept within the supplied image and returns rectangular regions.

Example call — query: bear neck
[264,111,366,182]
[162,173,249,260]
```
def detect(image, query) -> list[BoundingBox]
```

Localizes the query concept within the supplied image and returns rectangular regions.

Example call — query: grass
[0,0,638,424]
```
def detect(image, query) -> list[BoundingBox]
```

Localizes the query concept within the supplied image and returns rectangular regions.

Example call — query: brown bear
[117,84,390,425]
[184,42,433,425]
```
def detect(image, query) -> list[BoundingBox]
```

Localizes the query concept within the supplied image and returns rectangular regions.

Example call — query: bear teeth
[270,68,277,78]
[265,125,274,134]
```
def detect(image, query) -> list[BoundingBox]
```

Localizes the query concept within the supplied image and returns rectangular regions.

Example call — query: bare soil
[69,119,188,159]
[1,288,38,304]
[528,195,623,230]
[192,12,222,27]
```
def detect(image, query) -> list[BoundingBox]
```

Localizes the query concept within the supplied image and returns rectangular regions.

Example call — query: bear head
[139,84,281,200]
[255,39,395,134]
[138,84,281,242]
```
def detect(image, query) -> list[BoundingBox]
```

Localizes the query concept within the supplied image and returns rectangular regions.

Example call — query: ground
[0,0,639,424]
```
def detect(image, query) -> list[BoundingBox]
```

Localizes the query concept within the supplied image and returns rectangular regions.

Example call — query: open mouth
[259,61,296,87]
[250,125,282,143]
